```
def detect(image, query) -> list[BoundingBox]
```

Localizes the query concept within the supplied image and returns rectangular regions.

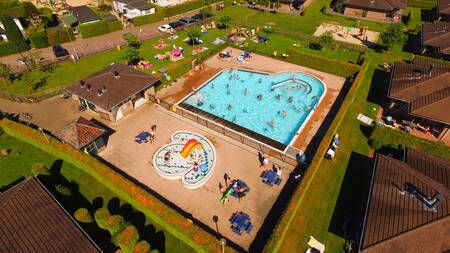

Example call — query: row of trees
[75,207,150,253]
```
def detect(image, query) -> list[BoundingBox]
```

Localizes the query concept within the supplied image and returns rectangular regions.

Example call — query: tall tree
[219,15,231,29]
[186,28,201,45]
[380,23,407,49]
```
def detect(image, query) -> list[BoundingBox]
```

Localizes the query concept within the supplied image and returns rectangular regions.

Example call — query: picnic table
[261,170,281,187]
[135,131,151,144]
[229,212,253,235]
[229,179,250,198]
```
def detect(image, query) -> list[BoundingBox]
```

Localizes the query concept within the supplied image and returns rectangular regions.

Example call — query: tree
[31,162,49,176]
[186,28,201,45]
[219,15,231,29]
[122,47,141,65]
[331,0,345,13]
[380,23,407,49]
[0,62,13,85]
[106,215,126,235]
[319,31,335,47]
[94,207,111,230]
[134,241,150,253]
[123,33,141,49]
[117,225,139,253]
[74,208,94,223]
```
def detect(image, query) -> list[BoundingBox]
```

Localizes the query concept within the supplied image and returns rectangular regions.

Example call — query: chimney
[97,89,103,96]
[113,71,120,79]
[86,84,91,91]
[80,80,86,88]
[102,85,107,93]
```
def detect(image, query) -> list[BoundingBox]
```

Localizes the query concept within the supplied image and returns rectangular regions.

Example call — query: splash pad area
[152,131,216,189]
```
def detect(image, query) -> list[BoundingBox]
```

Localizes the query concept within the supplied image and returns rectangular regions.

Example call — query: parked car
[169,21,184,29]
[52,44,69,58]
[191,12,212,21]
[178,17,196,25]
[158,24,173,33]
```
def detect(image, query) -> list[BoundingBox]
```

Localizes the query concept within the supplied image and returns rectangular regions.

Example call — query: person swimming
[258,78,262,83]
[281,110,288,118]
[244,88,248,96]
[268,120,275,128]
[257,95,263,101]
[209,104,215,109]
[232,116,237,122]
[227,103,232,110]
[243,109,248,113]
[227,88,231,95]
[288,96,293,103]
[275,94,281,100]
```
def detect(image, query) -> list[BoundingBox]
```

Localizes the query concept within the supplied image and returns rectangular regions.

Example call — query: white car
[158,24,173,33]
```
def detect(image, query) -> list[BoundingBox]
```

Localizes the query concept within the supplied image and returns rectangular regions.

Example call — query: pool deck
[157,48,346,151]
[98,103,294,251]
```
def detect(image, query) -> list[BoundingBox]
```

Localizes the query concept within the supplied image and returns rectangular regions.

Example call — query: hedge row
[263,58,371,253]
[28,27,48,48]
[78,20,123,38]
[46,26,75,45]
[0,1,38,18]
[407,0,437,9]
[0,118,235,253]
[369,125,450,159]
[0,14,29,56]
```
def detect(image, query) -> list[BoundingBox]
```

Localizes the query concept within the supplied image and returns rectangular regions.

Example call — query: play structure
[313,23,379,46]
[152,131,216,189]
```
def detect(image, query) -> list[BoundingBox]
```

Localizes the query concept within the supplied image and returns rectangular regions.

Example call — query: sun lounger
[357,113,373,125]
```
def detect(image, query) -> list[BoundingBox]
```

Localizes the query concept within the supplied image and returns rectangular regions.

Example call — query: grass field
[0,132,194,253]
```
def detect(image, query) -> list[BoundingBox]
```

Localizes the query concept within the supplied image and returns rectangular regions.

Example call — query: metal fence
[150,96,300,166]
[0,86,67,103]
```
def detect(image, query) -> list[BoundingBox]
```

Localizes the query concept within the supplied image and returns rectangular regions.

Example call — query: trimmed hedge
[79,20,122,38]
[0,0,38,18]
[407,0,436,9]
[369,125,450,159]
[0,14,29,56]
[46,26,74,45]
[28,27,49,48]
[263,59,371,252]
[133,13,165,26]
[0,118,235,253]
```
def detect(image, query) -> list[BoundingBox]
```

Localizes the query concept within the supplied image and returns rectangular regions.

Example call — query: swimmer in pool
[243,109,248,113]
[281,110,288,118]
[227,104,232,110]
[275,94,281,100]
[244,88,248,96]
[227,88,231,95]
[257,95,263,101]
[258,78,262,83]
[209,104,215,109]
[232,116,237,122]
[268,120,275,128]
[288,96,293,103]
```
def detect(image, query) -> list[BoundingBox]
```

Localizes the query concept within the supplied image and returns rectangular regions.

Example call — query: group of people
[220,173,247,204]
[258,152,282,176]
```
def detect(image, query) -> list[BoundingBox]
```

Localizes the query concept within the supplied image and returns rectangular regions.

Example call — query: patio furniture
[229,179,250,198]
[261,170,280,186]
[229,212,252,235]
[135,131,151,144]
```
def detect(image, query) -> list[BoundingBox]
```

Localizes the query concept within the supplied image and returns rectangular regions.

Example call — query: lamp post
[220,238,226,253]
[38,127,50,144]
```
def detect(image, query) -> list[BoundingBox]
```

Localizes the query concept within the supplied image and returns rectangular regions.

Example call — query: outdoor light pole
[220,238,226,253]
[38,127,50,144]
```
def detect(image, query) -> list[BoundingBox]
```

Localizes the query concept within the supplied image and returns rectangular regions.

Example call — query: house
[437,0,450,20]
[343,0,407,21]
[112,0,155,19]
[0,15,24,41]
[0,177,101,252]
[359,148,450,253]
[55,117,107,155]
[66,63,159,122]
[421,22,450,59]
[68,5,101,24]
[387,58,450,141]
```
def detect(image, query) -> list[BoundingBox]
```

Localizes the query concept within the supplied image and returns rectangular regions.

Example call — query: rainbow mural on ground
[152,131,216,189]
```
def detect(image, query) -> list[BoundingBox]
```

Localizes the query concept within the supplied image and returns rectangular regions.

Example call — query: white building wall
[112,0,155,18]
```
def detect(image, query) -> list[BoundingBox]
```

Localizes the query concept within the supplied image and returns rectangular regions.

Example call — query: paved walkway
[0,9,201,70]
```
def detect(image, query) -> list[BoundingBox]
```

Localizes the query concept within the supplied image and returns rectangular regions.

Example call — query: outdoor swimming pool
[180,69,326,148]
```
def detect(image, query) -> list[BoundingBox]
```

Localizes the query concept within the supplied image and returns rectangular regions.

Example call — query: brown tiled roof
[66,63,159,110]
[344,0,407,12]
[359,149,450,253]
[438,0,450,15]
[0,178,100,253]
[68,5,100,23]
[54,117,106,149]
[422,22,450,54]
[388,59,450,124]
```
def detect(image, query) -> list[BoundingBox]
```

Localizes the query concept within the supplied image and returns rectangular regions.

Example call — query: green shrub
[106,215,126,235]
[28,27,48,48]
[94,207,111,230]
[407,0,436,9]
[117,225,139,253]
[133,13,164,26]
[0,14,29,56]
[0,1,38,18]
[46,26,74,45]
[78,21,109,38]
[39,7,57,27]
[55,184,72,196]
[74,208,94,223]
[134,241,150,253]
[31,162,49,175]
[106,20,122,32]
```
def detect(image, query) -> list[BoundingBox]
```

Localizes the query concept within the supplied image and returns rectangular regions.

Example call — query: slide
[180,139,203,158]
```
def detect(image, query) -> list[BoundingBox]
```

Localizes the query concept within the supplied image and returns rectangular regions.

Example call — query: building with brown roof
[359,148,450,253]
[55,116,107,155]
[343,0,407,21]
[438,0,450,19]
[67,63,159,122]
[0,177,101,253]
[387,58,450,142]
[68,5,100,24]
[421,22,450,59]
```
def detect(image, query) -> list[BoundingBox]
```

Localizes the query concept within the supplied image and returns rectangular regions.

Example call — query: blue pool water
[182,69,326,145]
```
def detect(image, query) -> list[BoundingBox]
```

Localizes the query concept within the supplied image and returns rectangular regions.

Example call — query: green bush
[0,14,29,56]
[106,215,126,235]
[0,0,38,18]
[117,225,139,253]
[79,20,122,38]
[28,27,48,48]
[106,20,122,32]
[134,241,150,253]
[94,207,111,230]
[55,184,72,196]
[407,0,436,9]
[31,162,49,175]
[39,7,57,27]
[46,26,74,45]
[133,13,164,26]
[74,208,94,223]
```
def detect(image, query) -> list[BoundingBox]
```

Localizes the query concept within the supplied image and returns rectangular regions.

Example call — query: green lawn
[404,7,423,31]
[0,132,194,253]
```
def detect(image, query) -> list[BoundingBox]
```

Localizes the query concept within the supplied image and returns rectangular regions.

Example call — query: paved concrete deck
[98,103,294,250]
[157,48,346,151]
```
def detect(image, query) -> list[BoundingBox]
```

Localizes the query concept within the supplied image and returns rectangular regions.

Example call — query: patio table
[135,131,151,144]
[262,170,279,186]
[229,212,252,235]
